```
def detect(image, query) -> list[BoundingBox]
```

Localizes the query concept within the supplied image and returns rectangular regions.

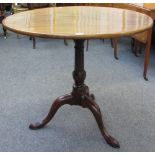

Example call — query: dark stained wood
[32,37,36,49]
[29,39,120,148]
[110,38,119,59]
[143,28,152,81]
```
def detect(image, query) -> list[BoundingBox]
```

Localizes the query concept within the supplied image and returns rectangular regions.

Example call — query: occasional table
[3,6,153,148]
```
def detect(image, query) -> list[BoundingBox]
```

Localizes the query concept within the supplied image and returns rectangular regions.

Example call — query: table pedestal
[29,39,120,148]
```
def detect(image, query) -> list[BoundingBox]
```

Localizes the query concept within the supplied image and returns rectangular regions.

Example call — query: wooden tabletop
[2,6,153,39]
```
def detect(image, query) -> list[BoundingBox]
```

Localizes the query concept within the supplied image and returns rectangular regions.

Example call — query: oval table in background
[3,6,153,148]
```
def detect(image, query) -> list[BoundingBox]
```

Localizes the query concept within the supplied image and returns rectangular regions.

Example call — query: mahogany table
[3,6,153,148]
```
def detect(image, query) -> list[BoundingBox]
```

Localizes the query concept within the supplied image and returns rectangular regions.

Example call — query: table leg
[29,39,120,148]
[112,38,119,60]
[32,37,36,49]
[143,28,152,81]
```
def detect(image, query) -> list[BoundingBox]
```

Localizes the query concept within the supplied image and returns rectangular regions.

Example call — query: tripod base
[29,84,120,148]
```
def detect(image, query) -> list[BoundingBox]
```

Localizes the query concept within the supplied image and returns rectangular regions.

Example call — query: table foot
[64,39,68,46]
[83,95,120,148]
[114,55,119,60]
[143,73,148,81]
[29,93,74,130]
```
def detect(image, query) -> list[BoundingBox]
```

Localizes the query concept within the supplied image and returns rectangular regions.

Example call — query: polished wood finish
[112,3,150,15]
[111,38,120,60]
[27,3,53,49]
[3,6,153,39]
[110,3,155,64]
[128,4,155,63]
[143,29,152,81]
[139,4,155,20]
[65,3,154,61]
[29,39,120,148]
[126,3,155,44]
[3,6,154,148]
[128,3,154,75]
[142,4,155,47]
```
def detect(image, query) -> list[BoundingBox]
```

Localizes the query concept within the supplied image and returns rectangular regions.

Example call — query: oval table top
[2,6,153,39]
